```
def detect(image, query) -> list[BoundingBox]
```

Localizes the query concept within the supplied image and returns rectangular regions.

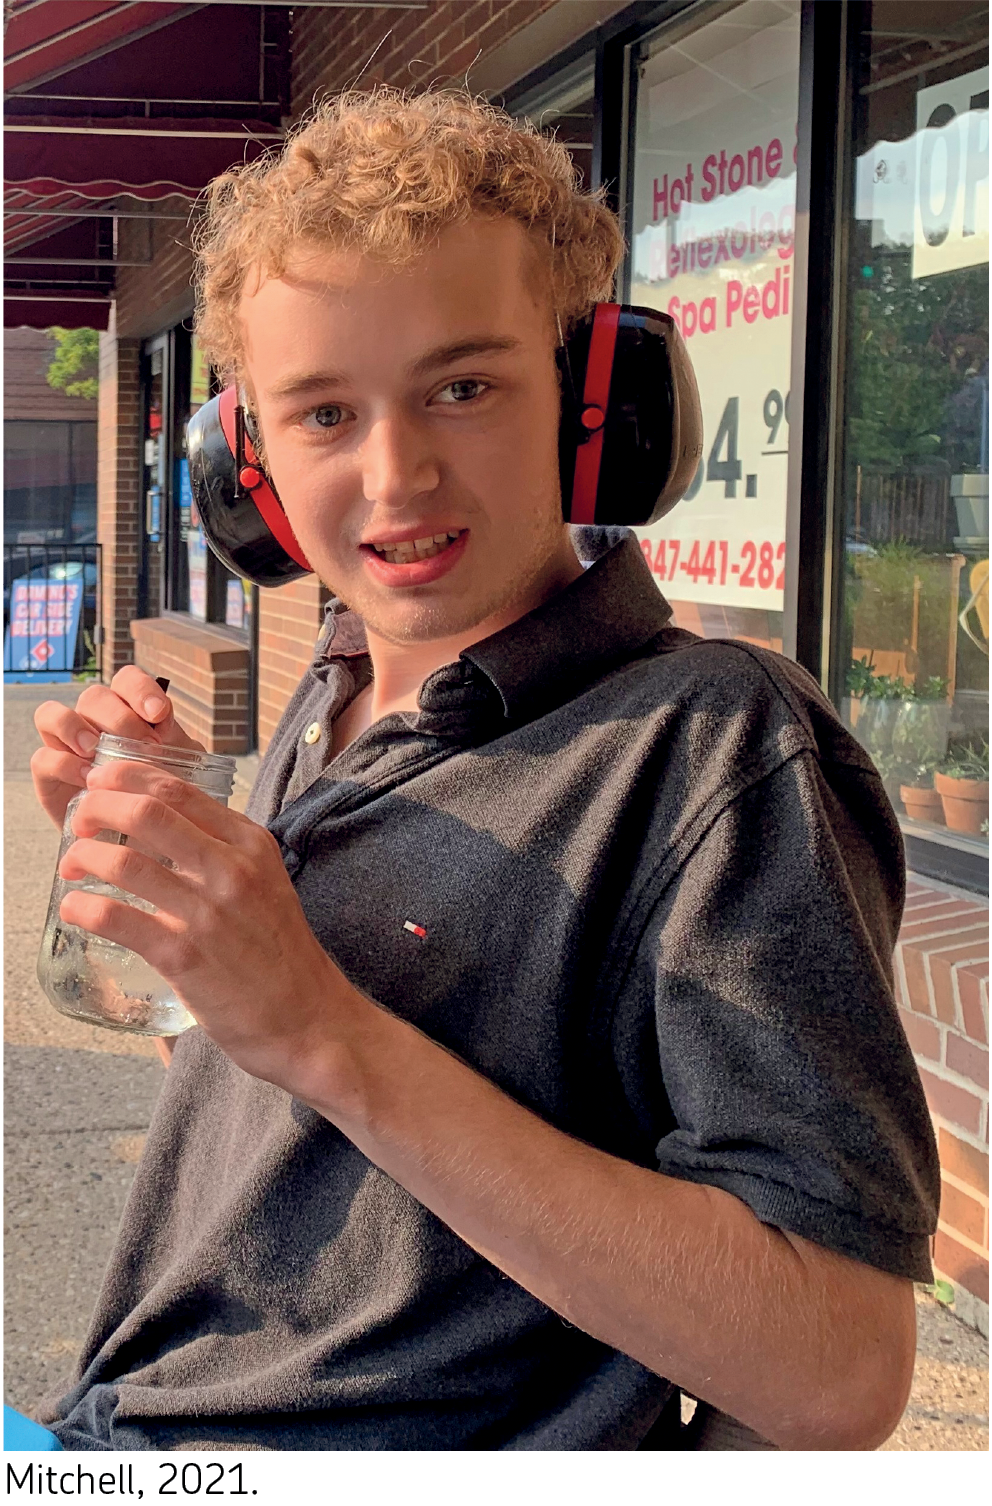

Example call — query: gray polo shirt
[43,528,939,1452]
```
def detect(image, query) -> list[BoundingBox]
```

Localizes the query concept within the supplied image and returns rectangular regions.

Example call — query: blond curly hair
[193,88,624,384]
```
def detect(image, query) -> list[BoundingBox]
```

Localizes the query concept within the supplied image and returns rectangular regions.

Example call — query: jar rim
[94,734,236,772]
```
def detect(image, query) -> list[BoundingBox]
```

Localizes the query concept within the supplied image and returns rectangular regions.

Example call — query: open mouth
[367,529,463,565]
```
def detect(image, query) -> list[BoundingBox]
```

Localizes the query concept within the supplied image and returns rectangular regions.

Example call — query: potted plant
[935,742,990,835]
[899,761,945,825]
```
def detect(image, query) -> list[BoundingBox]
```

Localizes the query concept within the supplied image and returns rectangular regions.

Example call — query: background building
[4,0,988,1331]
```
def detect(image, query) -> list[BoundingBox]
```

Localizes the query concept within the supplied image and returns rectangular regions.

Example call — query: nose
[360,410,440,511]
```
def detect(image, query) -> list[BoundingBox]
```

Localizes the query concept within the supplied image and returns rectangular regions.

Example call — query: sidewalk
[3,683,988,1444]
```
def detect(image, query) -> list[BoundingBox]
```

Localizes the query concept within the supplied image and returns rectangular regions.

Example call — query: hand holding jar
[53,757,355,1095]
[32,666,205,830]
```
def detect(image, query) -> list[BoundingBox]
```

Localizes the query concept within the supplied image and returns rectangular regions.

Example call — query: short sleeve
[613,750,939,1282]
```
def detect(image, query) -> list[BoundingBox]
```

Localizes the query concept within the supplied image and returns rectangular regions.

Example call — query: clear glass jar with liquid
[37,735,236,1036]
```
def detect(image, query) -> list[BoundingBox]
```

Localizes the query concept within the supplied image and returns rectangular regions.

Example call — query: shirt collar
[460,528,672,720]
[318,527,672,726]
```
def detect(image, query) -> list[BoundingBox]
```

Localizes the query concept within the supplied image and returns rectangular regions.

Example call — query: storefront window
[627,0,801,649]
[170,329,251,634]
[509,54,595,190]
[834,1,988,871]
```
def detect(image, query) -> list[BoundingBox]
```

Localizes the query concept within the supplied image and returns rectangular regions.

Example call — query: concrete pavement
[3,682,987,1444]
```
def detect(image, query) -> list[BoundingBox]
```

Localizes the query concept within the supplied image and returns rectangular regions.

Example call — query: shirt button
[304,722,322,745]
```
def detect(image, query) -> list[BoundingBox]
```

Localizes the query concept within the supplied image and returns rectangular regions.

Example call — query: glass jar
[37,735,236,1036]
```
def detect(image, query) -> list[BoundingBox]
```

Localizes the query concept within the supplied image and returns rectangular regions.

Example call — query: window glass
[628,0,801,649]
[835,1,988,863]
[3,421,96,544]
[510,56,595,190]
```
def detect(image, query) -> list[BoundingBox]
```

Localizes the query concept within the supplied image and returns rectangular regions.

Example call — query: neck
[365,537,584,722]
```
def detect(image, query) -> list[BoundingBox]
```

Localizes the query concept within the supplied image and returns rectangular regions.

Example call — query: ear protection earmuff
[185,303,702,588]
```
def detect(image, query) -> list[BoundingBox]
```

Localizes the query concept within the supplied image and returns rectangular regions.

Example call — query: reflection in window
[627,0,801,651]
[836,2,988,856]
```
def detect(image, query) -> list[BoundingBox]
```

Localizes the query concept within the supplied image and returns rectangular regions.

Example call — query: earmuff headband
[569,304,621,526]
[216,387,311,572]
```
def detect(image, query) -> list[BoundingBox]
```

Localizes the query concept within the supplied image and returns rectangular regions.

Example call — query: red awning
[5,121,281,200]
[4,3,202,95]
[4,2,288,328]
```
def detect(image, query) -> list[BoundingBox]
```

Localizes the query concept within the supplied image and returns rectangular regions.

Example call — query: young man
[32,91,938,1452]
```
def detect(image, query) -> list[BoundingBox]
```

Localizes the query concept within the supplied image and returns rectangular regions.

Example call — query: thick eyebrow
[264,337,522,402]
[407,336,522,377]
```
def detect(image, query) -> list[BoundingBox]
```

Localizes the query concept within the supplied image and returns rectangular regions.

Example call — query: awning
[4,1,288,328]
[4,3,204,96]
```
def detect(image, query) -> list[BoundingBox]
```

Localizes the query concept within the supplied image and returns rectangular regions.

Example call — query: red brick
[946,1033,989,1090]
[933,1228,989,1303]
[918,1068,983,1134]
[898,905,984,940]
[939,1179,988,1245]
[901,947,932,1014]
[956,966,989,1045]
[898,1008,940,1062]
[939,1127,990,1195]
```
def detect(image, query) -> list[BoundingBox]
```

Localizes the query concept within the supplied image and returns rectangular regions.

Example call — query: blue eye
[313,406,344,427]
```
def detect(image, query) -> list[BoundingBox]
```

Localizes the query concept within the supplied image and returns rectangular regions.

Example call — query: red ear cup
[569,305,621,525]
[186,390,312,588]
[216,388,311,572]
[559,304,703,528]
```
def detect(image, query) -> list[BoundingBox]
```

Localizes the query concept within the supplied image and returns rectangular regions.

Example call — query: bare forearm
[298,994,915,1451]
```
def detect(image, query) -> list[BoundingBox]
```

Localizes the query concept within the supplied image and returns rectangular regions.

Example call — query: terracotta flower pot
[900,785,945,825]
[934,772,990,835]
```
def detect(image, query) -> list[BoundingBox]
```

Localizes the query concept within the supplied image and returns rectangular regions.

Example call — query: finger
[58,887,191,986]
[31,744,91,799]
[59,835,195,916]
[34,700,102,758]
[71,785,230,875]
[110,667,204,750]
[84,760,256,846]
[74,682,169,743]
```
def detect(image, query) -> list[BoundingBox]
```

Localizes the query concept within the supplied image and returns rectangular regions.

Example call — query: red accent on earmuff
[570,304,621,525]
[217,387,312,572]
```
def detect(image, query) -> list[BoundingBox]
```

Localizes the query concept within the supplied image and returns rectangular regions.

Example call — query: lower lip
[360,531,468,587]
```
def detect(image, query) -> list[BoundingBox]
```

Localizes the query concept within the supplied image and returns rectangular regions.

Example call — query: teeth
[371,529,462,565]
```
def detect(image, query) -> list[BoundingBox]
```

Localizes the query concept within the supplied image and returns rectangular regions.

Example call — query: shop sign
[188,529,208,621]
[628,4,800,612]
[854,65,988,279]
[3,573,83,679]
[914,67,989,279]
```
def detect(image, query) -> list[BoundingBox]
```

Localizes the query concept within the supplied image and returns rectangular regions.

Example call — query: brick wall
[896,879,989,1323]
[291,0,559,114]
[114,200,196,342]
[130,617,251,755]
[257,576,329,752]
[97,318,142,679]
[3,328,98,422]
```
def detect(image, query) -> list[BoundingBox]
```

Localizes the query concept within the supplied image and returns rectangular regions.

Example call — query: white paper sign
[628,3,800,610]
[913,66,989,279]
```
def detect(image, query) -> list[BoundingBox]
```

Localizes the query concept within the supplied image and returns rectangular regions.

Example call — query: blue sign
[4,567,85,683]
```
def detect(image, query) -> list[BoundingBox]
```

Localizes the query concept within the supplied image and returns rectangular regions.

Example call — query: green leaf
[922,1279,955,1306]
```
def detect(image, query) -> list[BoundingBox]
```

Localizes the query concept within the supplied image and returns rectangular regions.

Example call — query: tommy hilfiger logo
[402,921,428,939]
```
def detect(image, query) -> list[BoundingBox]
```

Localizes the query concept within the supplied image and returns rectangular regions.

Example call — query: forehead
[238,217,554,379]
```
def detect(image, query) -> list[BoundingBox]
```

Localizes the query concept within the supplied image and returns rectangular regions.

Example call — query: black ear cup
[186,387,311,587]
[186,304,703,587]
[559,305,702,528]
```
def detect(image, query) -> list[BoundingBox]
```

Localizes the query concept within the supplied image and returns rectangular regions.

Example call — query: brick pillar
[257,576,329,752]
[97,315,142,681]
[896,879,989,1332]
